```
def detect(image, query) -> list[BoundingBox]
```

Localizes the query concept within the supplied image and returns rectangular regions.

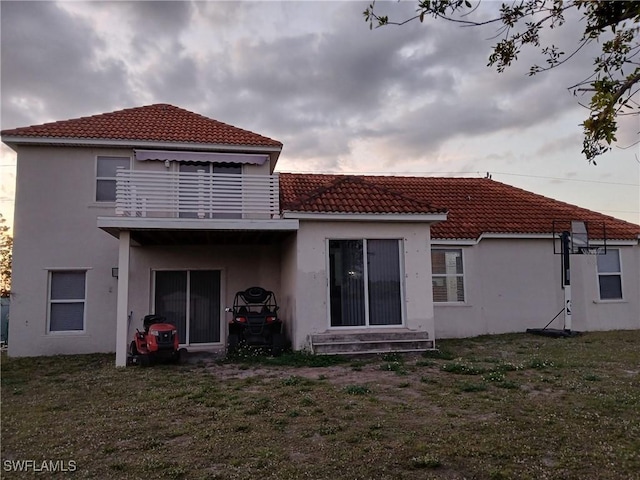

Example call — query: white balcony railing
[115,169,280,219]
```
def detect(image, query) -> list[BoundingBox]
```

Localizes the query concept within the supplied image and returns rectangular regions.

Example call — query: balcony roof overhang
[97,217,299,246]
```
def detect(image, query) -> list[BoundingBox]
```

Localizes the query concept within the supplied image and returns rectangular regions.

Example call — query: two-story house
[2,104,639,366]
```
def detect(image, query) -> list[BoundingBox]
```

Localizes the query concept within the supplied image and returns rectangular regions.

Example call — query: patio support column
[115,231,131,367]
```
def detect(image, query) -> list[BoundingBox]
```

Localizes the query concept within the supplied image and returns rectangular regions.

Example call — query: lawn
[1,330,639,479]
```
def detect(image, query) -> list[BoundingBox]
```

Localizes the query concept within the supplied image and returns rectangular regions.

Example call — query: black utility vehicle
[226,287,286,355]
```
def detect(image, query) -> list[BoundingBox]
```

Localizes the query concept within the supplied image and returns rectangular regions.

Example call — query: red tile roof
[0,104,282,148]
[281,175,445,215]
[279,173,640,241]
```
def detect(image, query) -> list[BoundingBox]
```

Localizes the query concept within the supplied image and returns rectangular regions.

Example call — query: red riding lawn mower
[128,314,183,366]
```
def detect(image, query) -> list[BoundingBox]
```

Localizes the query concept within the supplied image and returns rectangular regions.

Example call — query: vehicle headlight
[150,330,160,336]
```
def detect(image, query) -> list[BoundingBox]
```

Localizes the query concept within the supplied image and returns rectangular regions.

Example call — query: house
[2,104,639,366]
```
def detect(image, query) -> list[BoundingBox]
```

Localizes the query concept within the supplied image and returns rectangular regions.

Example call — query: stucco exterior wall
[289,220,436,350]
[279,234,298,347]
[8,146,127,356]
[434,239,640,338]
[7,145,282,357]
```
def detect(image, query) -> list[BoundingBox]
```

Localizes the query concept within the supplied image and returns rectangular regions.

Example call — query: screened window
[328,239,403,327]
[49,271,86,332]
[597,249,622,300]
[431,249,465,302]
[96,156,130,202]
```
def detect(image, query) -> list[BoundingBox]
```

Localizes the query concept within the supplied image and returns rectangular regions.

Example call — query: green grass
[2,330,640,479]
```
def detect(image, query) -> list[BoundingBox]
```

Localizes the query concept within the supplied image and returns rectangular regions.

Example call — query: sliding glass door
[154,270,221,344]
[329,239,403,327]
[178,163,241,219]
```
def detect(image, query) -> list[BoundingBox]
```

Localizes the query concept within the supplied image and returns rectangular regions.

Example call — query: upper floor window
[96,156,130,202]
[432,248,465,303]
[178,162,242,219]
[48,270,86,332]
[597,249,623,300]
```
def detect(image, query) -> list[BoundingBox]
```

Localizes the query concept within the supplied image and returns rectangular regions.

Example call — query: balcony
[98,170,298,245]
[115,169,280,219]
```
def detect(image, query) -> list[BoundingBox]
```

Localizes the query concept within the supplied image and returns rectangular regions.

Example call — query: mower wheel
[177,348,188,364]
[171,349,182,364]
[227,334,240,355]
[129,341,139,356]
[271,333,286,357]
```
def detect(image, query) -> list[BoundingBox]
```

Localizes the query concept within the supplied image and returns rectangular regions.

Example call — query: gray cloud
[0,1,132,128]
[0,0,620,167]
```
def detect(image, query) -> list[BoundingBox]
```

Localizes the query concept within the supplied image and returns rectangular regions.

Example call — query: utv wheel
[271,333,286,357]
[227,334,240,355]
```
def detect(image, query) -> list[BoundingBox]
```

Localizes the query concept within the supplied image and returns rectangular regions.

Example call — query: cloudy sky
[1,0,639,230]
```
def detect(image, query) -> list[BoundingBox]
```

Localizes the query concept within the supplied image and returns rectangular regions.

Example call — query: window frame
[95,155,131,203]
[431,247,466,304]
[326,238,406,329]
[47,270,87,334]
[596,248,624,301]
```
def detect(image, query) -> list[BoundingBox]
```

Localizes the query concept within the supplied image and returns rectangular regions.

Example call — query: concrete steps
[310,330,434,355]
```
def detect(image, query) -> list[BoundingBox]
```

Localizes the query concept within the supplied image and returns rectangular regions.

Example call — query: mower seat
[143,314,166,333]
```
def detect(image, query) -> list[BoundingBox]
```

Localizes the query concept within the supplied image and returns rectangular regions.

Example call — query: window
[431,249,465,302]
[328,239,403,327]
[179,163,242,218]
[597,249,623,300]
[48,271,86,332]
[96,156,130,202]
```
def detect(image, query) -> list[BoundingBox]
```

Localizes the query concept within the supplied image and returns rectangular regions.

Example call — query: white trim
[362,240,370,325]
[326,238,405,329]
[283,212,447,222]
[1,136,282,153]
[47,270,87,335]
[431,239,479,246]
[479,233,553,240]
[96,155,132,203]
[115,232,131,367]
[589,240,637,246]
[97,217,299,232]
[43,267,93,271]
[398,240,407,326]
[596,248,624,301]
[432,236,637,246]
[431,247,466,304]
[434,302,473,308]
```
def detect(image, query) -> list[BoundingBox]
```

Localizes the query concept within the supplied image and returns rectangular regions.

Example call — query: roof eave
[0,135,282,152]
[282,211,448,223]
[432,233,639,244]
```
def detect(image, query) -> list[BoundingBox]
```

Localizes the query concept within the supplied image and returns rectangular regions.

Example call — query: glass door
[329,239,403,327]
[154,270,221,344]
